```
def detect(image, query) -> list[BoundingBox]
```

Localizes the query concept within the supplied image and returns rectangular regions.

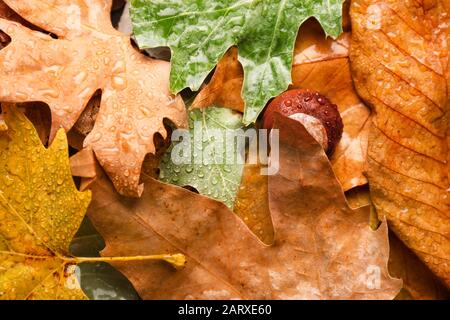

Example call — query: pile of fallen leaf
[0,0,448,300]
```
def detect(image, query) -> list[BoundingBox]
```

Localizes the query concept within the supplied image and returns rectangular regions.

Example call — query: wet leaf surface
[350,0,450,287]
[0,105,91,300]
[87,113,401,300]
[131,0,345,124]
[0,0,187,197]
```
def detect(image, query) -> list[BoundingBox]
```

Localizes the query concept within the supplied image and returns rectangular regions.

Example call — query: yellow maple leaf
[0,104,91,299]
[0,105,184,300]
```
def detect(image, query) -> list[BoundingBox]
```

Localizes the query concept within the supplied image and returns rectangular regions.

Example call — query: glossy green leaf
[130,0,344,124]
[159,107,245,209]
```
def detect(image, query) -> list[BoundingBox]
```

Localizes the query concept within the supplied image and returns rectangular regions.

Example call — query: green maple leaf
[130,0,344,124]
[159,107,245,209]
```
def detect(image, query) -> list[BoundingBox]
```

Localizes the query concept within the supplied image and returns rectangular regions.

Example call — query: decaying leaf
[159,107,245,209]
[234,162,274,245]
[0,105,91,300]
[192,47,245,114]
[389,232,450,300]
[350,0,450,287]
[0,0,187,197]
[192,20,372,191]
[86,113,401,299]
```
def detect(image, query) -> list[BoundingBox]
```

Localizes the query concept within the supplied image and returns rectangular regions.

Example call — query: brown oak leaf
[350,0,450,287]
[0,0,187,197]
[85,113,401,300]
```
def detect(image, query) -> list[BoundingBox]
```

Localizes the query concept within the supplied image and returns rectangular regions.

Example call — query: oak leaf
[350,0,450,287]
[0,0,187,197]
[86,113,401,300]
[192,20,372,191]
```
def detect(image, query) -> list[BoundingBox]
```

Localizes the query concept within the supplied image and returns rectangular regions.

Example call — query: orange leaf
[234,163,274,245]
[350,0,450,287]
[0,0,187,197]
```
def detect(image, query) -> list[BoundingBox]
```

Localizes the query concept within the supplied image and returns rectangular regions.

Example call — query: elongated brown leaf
[86,113,401,300]
[234,163,274,245]
[350,0,450,287]
[0,0,187,197]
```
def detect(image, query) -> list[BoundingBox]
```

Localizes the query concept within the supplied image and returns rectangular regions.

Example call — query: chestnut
[262,89,343,155]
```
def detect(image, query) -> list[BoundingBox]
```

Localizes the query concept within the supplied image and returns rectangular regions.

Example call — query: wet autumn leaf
[192,47,245,114]
[86,113,401,300]
[0,105,91,300]
[389,232,450,300]
[234,162,274,245]
[350,0,450,287]
[0,0,187,197]
[192,19,372,191]
[0,106,186,299]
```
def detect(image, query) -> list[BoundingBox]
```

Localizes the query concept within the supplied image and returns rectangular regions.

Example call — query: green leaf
[130,0,344,124]
[159,107,245,209]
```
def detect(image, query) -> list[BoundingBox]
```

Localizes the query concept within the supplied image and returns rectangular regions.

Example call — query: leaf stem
[65,253,186,269]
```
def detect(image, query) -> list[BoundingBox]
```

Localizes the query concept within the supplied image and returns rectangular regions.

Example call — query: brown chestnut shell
[263,89,344,155]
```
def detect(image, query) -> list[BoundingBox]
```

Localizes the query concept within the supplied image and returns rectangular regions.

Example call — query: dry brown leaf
[0,0,187,197]
[70,148,97,179]
[86,113,401,300]
[389,232,450,300]
[192,20,372,192]
[234,163,274,245]
[350,0,450,287]
[0,0,23,24]
[192,47,244,113]
[345,185,371,209]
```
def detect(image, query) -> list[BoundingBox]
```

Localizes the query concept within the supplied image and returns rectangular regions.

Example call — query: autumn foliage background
[0,0,449,300]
